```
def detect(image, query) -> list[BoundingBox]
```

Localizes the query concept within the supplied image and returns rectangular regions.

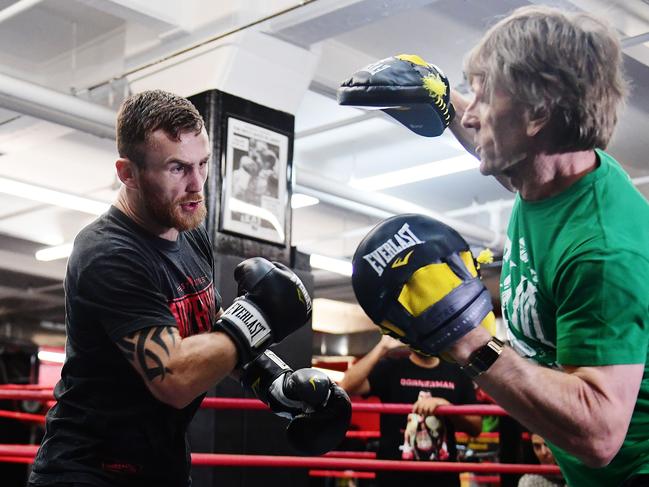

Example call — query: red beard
[140,179,206,231]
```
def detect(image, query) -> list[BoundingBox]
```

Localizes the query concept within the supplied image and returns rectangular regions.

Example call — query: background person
[341,335,482,487]
[518,434,567,487]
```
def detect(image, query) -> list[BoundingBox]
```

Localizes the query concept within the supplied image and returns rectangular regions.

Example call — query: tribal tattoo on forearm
[117,327,177,382]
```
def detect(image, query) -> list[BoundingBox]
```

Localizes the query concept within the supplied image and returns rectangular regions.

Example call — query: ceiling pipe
[5,74,644,251]
[294,184,393,221]
[0,77,500,249]
[296,171,504,248]
[0,0,43,24]
[0,72,116,139]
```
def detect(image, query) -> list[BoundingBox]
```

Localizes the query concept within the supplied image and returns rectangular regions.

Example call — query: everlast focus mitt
[338,54,454,137]
[352,214,495,355]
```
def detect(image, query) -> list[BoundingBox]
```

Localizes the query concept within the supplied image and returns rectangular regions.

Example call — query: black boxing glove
[214,257,312,365]
[241,350,352,456]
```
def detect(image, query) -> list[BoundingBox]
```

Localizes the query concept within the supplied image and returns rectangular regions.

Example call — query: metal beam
[0,0,43,24]
[0,249,66,281]
[78,0,185,32]
[622,32,649,49]
[0,73,116,139]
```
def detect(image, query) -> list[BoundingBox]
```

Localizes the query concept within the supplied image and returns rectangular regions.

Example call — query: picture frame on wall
[221,116,289,245]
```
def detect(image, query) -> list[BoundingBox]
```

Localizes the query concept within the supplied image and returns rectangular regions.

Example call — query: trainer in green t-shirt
[501,150,649,486]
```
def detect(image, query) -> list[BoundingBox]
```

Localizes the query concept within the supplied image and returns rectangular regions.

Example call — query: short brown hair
[464,5,627,152]
[116,90,205,167]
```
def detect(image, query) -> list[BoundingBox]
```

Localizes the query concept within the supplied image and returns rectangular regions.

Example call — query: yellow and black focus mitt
[351,214,495,356]
[337,54,455,137]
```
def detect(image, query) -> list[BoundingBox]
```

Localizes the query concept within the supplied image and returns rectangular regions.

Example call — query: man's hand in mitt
[351,213,494,356]
[338,54,454,137]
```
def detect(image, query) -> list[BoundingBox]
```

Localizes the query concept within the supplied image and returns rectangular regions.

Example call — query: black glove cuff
[240,350,292,406]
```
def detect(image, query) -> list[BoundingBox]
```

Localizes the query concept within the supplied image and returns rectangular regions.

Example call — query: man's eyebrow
[167,154,212,166]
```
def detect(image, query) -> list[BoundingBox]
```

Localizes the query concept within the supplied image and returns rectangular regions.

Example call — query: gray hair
[464,5,628,152]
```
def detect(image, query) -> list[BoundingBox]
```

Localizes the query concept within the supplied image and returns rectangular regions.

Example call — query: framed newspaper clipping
[221,116,289,245]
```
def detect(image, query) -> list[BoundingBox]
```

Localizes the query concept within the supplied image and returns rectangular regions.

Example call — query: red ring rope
[0,444,561,474]
[309,470,376,479]
[324,451,377,459]
[0,409,45,424]
[0,390,53,401]
[0,388,506,416]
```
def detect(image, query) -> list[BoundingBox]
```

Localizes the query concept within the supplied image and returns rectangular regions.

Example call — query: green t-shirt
[500,149,649,486]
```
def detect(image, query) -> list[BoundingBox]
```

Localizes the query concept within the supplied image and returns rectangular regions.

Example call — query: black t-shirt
[30,206,221,487]
[367,355,477,487]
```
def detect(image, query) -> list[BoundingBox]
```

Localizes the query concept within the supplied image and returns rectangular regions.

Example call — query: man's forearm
[340,343,386,394]
[150,330,239,409]
[451,415,482,438]
[450,327,642,467]
[449,89,477,156]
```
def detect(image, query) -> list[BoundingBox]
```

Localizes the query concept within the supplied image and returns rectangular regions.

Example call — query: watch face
[463,338,504,379]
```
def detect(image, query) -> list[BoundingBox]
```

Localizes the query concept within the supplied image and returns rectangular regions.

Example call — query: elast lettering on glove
[219,298,271,350]
[214,257,312,365]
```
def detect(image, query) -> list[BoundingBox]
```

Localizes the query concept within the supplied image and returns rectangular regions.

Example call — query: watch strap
[461,337,505,379]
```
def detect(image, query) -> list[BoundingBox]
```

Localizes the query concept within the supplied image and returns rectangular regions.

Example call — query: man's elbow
[339,377,355,395]
[149,381,200,410]
[469,420,483,438]
[462,416,482,437]
[574,434,624,468]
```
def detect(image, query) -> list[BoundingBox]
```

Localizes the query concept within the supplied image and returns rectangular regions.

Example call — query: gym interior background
[0,0,647,486]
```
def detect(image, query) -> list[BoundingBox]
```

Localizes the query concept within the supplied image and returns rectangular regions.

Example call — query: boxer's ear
[116,158,139,190]
[526,106,550,137]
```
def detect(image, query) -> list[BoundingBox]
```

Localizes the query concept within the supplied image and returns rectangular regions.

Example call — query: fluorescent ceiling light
[35,243,73,261]
[291,193,319,209]
[0,176,110,215]
[349,154,480,191]
[37,350,66,364]
[632,175,649,187]
[310,254,352,277]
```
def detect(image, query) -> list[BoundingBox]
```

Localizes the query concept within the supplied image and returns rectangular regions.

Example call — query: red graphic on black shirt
[168,282,216,338]
[102,461,141,475]
[400,378,456,389]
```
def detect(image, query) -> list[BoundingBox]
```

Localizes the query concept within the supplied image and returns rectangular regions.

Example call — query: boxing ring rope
[0,444,561,475]
[310,469,376,479]
[0,385,561,479]
[0,389,53,401]
[0,409,45,424]
[0,388,507,416]
[345,430,380,439]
